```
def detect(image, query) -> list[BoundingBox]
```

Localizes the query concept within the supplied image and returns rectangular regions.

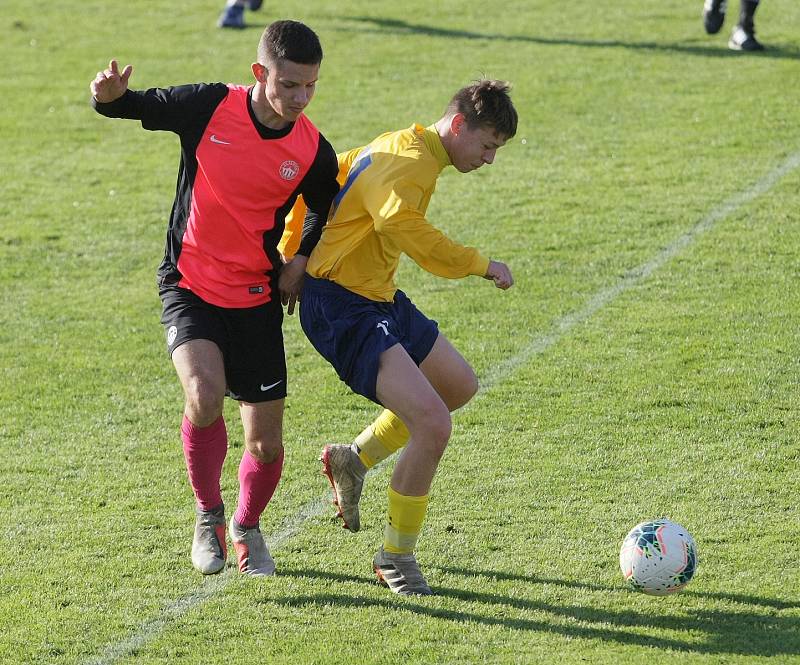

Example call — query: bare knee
[183,378,224,427]
[446,366,479,411]
[173,341,226,426]
[246,438,283,464]
[458,368,479,408]
[414,403,452,460]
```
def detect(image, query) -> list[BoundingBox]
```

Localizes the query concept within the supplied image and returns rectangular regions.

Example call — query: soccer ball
[619,519,698,595]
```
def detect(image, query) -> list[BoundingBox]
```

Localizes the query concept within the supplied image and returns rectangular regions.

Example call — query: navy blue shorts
[300,276,439,404]
[159,285,286,403]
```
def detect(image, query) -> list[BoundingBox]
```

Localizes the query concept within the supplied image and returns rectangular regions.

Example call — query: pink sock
[181,415,228,511]
[234,448,284,528]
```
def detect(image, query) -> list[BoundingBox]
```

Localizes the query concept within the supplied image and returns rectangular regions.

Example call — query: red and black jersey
[92,83,339,307]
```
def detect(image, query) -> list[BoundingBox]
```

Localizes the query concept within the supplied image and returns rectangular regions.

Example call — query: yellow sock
[384,486,429,554]
[353,409,409,469]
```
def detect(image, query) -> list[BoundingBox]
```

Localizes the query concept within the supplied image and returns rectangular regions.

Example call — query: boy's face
[257,58,319,122]
[449,119,508,173]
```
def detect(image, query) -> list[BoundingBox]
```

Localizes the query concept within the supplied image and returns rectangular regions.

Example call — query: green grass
[1,0,799,663]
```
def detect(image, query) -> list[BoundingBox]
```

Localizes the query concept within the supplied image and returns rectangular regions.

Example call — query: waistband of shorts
[304,275,403,307]
[304,275,360,297]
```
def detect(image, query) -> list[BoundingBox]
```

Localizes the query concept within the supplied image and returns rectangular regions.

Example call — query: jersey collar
[248,86,295,139]
[421,124,452,170]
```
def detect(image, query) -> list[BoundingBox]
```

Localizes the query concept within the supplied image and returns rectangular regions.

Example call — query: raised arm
[90,59,133,103]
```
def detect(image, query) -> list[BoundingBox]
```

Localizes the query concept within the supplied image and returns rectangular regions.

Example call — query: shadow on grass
[329,16,800,61]
[275,566,800,657]
[439,566,800,611]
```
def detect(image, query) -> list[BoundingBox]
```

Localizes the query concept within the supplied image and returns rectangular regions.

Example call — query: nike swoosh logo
[209,134,231,145]
[260,380,282,392]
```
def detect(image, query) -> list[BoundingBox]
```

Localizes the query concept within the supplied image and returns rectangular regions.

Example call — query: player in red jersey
[90,20,339,576]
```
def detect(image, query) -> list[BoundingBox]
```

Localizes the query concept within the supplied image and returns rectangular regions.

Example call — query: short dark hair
[257,20,323,65]
[445,79,518,139]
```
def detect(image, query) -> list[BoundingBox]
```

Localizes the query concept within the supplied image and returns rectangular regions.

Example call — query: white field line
[83,150,800,665]
[482,150,800,391]
[83,497,331,665]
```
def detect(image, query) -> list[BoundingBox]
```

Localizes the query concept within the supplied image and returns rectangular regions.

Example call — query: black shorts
[159,285,286,403]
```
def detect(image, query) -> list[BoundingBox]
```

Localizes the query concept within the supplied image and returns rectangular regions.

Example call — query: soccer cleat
[320,444,366,532]
[230,517,276,576]
[373,546,433,596]
[728,25,764,51]
[702,0,727,34]
[191,505,227,575]
[248,0,264,10]
[217,4,245,29]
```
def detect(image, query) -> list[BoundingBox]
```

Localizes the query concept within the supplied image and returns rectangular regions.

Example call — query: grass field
[2,0,799,663]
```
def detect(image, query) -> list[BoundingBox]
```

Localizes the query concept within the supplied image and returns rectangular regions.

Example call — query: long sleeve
[91,84,229,134]
[295,134,340,257]
[306,124,489,301]
[365,178,489,279]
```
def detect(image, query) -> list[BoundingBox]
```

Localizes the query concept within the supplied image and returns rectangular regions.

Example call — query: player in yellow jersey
[291,80,517,595]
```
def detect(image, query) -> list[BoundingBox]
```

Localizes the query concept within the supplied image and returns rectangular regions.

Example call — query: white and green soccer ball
[619,519,698,596]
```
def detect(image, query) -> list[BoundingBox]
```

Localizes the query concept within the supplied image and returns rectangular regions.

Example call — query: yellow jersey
[282,124,490,302]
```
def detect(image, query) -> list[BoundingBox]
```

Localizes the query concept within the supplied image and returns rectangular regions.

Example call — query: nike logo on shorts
[260,380,282,392]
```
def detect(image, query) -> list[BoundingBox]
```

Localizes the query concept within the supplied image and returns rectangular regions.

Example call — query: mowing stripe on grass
[483,150,800,390]
[83,150,800,665]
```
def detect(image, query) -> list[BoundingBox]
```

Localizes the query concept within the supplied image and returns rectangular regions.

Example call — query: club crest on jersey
[279,160,300,180]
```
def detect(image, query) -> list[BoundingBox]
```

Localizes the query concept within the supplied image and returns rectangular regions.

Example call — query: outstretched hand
[484,260,514,290]
[90,59,133,103]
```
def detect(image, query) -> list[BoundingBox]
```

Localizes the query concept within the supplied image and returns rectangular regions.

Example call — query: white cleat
[230,517,276,576]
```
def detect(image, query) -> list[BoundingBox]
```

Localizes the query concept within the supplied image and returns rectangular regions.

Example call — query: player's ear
[251,62,268,83]
[450,113,466,137]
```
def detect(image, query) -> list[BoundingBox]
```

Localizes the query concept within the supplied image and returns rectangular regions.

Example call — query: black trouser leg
[739,0,760,33]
